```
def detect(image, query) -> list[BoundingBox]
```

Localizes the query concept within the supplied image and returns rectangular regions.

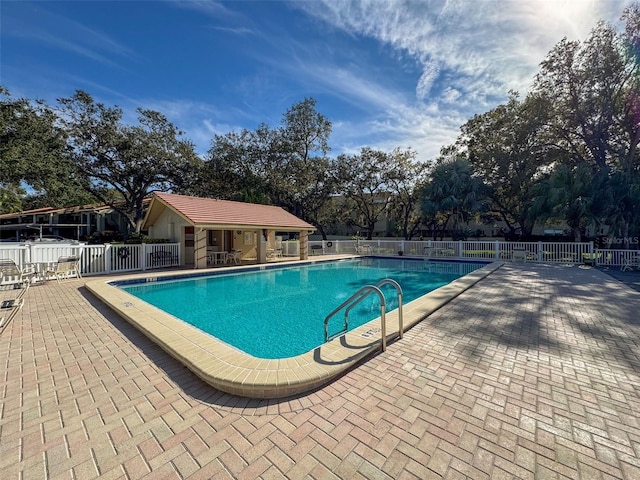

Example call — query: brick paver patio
[1,263,639,479]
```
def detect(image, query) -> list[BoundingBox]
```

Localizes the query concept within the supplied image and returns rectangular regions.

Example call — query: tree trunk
[315,224,327,241]
[622,221,630,249]
[572,226,582,242]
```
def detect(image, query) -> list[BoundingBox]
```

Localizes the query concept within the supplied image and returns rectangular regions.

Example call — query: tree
[532,163,603,241]
[0,183,24,214]
[534,23,637,171]
[419,157,486,240]
[384,148,428,239]
[0,87,93,209]
[281,97,331,164]
[197,128,273,202]
[58,90,201,233]
[200,98,338,237]
[287,156,340,240]
[460,92,553,239]
[336,148,394,239]
[277,98,337,236]
[532,6,640,239]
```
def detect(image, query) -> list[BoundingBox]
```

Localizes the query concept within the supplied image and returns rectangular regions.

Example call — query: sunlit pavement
[1,263,639,479]
[602,267,640,293]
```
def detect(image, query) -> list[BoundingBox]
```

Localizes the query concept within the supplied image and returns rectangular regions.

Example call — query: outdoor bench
[310,245,323,255]
[149,250,179,266]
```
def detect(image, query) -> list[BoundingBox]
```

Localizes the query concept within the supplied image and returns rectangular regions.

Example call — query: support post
[194,228,207,269]
[300,231,309,260]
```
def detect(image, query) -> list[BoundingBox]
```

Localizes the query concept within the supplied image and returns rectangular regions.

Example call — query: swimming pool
[87,256,501,398]
[118,258,486,359]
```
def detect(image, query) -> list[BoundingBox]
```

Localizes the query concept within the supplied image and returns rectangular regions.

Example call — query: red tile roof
[150,193,315,231]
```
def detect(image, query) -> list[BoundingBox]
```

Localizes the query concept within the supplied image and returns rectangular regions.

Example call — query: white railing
[308,239,618,265]
[593,249,640,267]
[281,240,300,257]
[0,242,181,276]
[3,240,637,275]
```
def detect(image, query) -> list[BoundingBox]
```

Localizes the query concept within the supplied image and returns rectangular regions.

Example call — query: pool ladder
[324,279,403,352]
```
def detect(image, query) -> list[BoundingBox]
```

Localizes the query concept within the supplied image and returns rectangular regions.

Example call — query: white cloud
[297,0,629,99]
[416,62,440,100]
[442,87,461,104]
[291,0,633,159]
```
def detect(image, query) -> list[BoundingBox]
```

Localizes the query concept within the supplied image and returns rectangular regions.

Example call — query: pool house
[142,192,316,268]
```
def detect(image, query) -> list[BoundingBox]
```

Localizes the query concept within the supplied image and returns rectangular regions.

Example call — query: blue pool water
[119,258,485,359]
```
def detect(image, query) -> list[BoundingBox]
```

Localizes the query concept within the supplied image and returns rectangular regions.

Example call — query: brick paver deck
[1,263,639,479]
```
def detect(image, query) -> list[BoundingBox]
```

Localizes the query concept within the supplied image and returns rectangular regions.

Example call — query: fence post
[538,241,543,262]
[105,244,112,274]
[495,240,500,260]
[25,243,33,266]
[142,244,148,271]
[458,240,463,259]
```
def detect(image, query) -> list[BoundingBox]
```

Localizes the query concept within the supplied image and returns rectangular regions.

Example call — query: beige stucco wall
[149,209,189,242]
[148,209,193,266]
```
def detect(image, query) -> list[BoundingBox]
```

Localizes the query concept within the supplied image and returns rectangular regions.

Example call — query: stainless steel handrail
[324,278,403,352]
[374,279,403,341]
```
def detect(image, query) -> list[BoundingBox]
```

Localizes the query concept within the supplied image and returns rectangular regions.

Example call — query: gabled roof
[143,192,315,232]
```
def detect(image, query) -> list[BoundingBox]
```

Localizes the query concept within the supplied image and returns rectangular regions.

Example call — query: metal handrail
[324,278,404,352]
[374,279,403,341]
[324,285,385,342]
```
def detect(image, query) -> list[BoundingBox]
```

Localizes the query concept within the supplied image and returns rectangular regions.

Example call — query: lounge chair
[0,278,28,332]
[0,259,36,289]
[621,254,639,272]
[227,250,242,265]
[45,256,82,283]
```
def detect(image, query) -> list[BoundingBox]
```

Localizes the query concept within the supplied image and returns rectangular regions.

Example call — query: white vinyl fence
[0,243,181,276]
[309,239,638,267]
[2,240,637,277]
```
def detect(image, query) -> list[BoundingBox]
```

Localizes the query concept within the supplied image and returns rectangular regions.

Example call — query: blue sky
[1,0,634,161]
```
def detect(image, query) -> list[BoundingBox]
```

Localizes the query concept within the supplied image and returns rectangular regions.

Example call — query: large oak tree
[0,87,93,212]
[58,90,201,233]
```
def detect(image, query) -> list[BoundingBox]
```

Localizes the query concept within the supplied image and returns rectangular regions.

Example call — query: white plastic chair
[228,250,242,265]
[45,256,82,283]
[0,259,35,288]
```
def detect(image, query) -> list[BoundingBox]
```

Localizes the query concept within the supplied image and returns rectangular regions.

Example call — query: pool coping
[85,258,503,399]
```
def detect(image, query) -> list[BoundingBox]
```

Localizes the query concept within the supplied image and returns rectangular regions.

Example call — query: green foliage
[530,6,640,241]
[460,92,553,238]
[419,157,486,240]
[123,232,169,244]
[200,98,338,238]
[0,87,93,208]
[0,184,25,214]
[335,147,396,239]
[532,164,604,241]
[58,90,202,233]
[451,4,640,242]
[384,148,428,239]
